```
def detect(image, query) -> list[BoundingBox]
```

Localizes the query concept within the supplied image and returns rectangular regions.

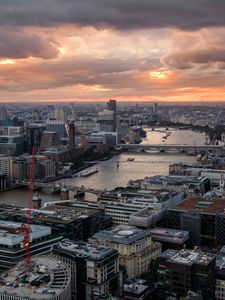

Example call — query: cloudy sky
[0,0,225,102]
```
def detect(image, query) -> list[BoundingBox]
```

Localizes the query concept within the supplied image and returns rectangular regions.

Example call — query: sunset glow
[0,59,16,65]
[0,1,225,102]
[150,71,168,80]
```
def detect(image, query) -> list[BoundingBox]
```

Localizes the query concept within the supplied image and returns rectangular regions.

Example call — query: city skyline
[0,1,225,103]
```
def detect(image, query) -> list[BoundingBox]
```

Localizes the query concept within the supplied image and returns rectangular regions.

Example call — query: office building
[216,246,225,300]
[0,220,62,272]
[0,156,13,179]
[0,135,24,156]
[0,174,8,190]
[166,195,225,247]
[0,108,8,120]
[40,131,63,151]
[0,202,112,241]
[89,225,161,278]
[141,175,210,194]
[107,99,117,132]
[152,103,158,114]
[7,126,23,135]
[54,107,66,121]
[0,255,71,300]
[11,157,27,180]
[157,248,216,299]
[149,227,189,250]
[26,123,45,154]
[97,110,115,132]
[65,121,75,150]
[46,119,68,139]
[54,240,120,300]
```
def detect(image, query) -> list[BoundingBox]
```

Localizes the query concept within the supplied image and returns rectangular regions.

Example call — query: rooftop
[0,255,71,299]
[160,248,215,266]
[57,240,117,261]
[0,220,51,246]
[90,225,150,245]
[171,196,225,214]
[0,203,100,225]
[25,204,99,224]
[149,227,189,244]
[124,279,156,296]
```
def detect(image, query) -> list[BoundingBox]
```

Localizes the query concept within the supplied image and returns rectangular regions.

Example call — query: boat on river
[127,157,135,161]
[79,169,99,177]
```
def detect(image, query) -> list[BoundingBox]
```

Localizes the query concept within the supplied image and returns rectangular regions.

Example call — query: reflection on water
[0,128,206,207]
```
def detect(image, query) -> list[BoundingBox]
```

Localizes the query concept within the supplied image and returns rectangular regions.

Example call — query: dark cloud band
[0,0,224,30]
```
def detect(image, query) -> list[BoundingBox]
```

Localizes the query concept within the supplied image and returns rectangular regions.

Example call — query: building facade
[54,240,120,300]
[89,225,161,278]
[157,248,216,299]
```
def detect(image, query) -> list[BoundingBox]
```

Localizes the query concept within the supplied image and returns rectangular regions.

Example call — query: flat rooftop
[124,279,154,295]
[0,220,51,246]
[58,240,117,261]
[149,227,189,244]
[0,203,100,225]
[160,249,215,266]
[22,204,100,224]
[90,225,150,245]
[171,196,225,214]
[0,255,70,299]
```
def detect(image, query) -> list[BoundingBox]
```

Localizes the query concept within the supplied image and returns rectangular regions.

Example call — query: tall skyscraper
[54,107,66,121]
[153,102,159,114]
[0,107,8,120]
[66,121,75,150]
[107,99,117,131]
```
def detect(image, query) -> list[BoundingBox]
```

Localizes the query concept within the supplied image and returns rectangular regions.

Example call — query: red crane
[21,146,36,271]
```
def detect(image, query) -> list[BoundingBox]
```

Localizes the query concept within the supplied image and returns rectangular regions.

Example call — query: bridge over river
[15,180,103,195]
[118,143,225,153]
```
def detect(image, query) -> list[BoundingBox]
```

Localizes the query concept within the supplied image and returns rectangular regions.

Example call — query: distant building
[89,225,161,278]
[0,135,24,156]
[0,156,13,179]
[0,255,71,300]
[54,107,66,121]
[26,123,46,154]
[65,121,75,150]
[46,119,67,139]
[0,108,8,120]
[11,157,27,180]
[141,175,210,195]
[157,248,216,299]
[7,126,23,135]
[97,110,115,132]
[54,240,120,300]
[0,174,8,190]
[107,99,117,131]
[43,146,71,163]
[40,131,63,151]
[152,103,158,114]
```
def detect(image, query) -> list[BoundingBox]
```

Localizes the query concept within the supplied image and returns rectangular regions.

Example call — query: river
[0,127,207,207]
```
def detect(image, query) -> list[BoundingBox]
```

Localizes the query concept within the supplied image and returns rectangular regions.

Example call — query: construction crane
[21,146,36,271]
